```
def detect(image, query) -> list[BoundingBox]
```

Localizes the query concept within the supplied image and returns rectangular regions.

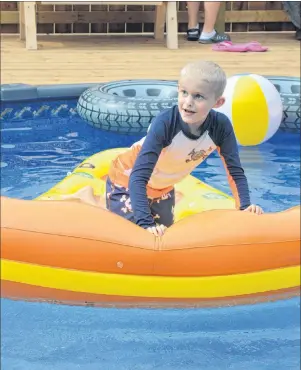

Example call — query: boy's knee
[150,193,175,227]
[105,180,136,224]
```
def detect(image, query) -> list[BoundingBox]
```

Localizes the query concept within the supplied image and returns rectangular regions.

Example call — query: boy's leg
[58,186,105,208]
[106,177,136,223]
[149,189,175,228]
[106,177,175,227]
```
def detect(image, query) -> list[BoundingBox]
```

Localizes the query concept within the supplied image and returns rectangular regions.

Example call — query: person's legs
[199,1,231,44]
[106,177,136,223]
[186,2,201,41]
[106,177,175,228]
[149,189,175,228]
[187,1,200,29]
[202,1,221,33]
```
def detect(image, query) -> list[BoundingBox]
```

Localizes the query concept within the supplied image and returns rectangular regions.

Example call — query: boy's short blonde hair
[179,60,227,99]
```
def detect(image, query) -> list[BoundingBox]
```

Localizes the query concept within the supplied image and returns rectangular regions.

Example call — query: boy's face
[178,77,225,126]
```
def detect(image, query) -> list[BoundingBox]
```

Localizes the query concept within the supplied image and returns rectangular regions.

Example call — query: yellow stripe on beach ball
[232,76,269,146]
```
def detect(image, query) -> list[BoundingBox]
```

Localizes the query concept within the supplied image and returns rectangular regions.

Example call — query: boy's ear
[213,97,225,109]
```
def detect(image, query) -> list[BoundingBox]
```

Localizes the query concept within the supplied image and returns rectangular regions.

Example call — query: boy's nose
[184,94,193,106]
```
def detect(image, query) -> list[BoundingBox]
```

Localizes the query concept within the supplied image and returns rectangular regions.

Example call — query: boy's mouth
[183,108,196,115]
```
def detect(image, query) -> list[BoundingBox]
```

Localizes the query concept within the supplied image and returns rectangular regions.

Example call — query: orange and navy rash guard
[108,105,251,228]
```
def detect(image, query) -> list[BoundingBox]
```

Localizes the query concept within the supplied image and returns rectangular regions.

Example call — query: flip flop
[212,41,247,52]
[245,41,268,52]
[212,41,268,52]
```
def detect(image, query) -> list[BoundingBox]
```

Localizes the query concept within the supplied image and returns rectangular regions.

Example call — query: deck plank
[1,32,300,85]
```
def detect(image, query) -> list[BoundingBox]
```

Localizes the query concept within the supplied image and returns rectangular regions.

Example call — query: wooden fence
[0,1,294,35]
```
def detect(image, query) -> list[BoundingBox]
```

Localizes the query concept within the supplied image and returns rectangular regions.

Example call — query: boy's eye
[195,94,204,100]
[180,90,204,100]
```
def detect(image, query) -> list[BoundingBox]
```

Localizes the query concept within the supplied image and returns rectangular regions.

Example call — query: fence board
[0,2,294,34]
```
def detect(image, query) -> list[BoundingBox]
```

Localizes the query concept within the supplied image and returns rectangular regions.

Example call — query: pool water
[1,100,300,211]
[1,100,300,370]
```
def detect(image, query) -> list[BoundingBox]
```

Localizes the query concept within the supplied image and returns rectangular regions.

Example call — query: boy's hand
[147,224,167,237]
[244,204,264,215]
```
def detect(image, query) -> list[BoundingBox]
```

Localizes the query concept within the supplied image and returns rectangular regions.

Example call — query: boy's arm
[129,116,168,229]
[216,115,251,210]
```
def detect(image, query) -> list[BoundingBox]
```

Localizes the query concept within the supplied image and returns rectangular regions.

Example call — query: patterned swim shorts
[106,177,175,227]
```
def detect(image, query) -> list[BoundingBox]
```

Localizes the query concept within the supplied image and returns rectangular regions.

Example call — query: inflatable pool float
[77,80,178,134]
[1,149,300,308]
[35,148,236,221]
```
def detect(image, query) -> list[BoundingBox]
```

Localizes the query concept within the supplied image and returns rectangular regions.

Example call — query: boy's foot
[199,32,231,44]
[186,28,200,41]
[296,29,301,41]
[59,186,106,208]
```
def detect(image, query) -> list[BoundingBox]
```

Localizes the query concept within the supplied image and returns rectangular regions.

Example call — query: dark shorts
[106,177,175,227]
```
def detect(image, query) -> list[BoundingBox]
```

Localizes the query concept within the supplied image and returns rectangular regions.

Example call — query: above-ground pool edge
[1,76,299,102]
[0,83,103,102]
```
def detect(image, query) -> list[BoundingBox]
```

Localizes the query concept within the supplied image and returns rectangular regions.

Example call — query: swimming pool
[1,98,300,370]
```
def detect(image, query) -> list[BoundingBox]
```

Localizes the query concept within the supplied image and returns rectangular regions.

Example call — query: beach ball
[215,74,283,146]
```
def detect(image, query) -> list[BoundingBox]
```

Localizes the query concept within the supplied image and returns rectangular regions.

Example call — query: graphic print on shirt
[185,146,214,163]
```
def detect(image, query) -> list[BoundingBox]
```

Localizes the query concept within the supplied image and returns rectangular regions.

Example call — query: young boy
[63,60,263,235]
[106,60,263,236]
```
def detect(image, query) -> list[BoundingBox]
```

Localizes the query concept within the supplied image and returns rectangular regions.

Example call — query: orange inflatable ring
[1,149,300,308]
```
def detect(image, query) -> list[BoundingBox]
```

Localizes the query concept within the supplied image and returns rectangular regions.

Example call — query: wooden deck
[1,32,300,85]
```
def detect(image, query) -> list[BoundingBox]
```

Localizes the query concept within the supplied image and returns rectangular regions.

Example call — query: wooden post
[165,1,178,49]
[19,1,25,40]
[215,1,226,34]
[154,2,166,40]
[23,2,38,50]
